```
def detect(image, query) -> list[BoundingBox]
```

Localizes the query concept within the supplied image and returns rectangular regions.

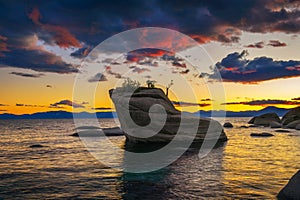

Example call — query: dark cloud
[105,66,122,78]
[200,98,212,101]
[207,50,300,83]
[70,46,92,59]
[92,107,112,110]
[292,97,300,101]
[50,99,84,108]
[245,40,287,48]
[179,69,190,74]
[0,48,79,74]
[10,72,44,78]
[267,40,287,47]
[15,103,45,107]
[222,99,300,106]
[172,101,210,107]
[0,103,8,106]
[245,41,264,48]
[46,84,52,88]
[131,66,150,74]
[172,61,186,68]
[0,1,299,74]
[88,73,107,82]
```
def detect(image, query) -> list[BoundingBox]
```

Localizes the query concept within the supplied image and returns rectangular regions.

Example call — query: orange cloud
[28,7,81,48]
[0,35,9,57]
[190,34,214,44]
[137,29,195,53]
[27,7,41,25]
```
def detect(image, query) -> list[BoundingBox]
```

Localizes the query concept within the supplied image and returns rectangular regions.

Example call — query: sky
[0,0,300,114]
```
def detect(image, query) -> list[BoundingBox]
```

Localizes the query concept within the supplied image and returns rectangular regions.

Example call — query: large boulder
[270,121,282,128]
[109,87,227,144]
[282,106,300,125]
[248,113,280,126]
[277,170,300,200]
[286,120,300,129]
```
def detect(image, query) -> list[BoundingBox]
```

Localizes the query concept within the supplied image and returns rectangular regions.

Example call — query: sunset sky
[0,0,300,114]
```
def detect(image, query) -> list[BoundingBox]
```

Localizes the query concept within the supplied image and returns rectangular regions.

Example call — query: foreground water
[0,118,299,199]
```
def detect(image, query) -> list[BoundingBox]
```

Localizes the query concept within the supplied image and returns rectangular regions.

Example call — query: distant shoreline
[0,106,290,119]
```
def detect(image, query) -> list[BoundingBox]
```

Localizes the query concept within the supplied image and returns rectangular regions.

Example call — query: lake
[0,118,299,199]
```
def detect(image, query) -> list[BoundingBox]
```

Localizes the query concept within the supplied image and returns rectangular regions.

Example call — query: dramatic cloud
[267,40,287,47]
[292,97,300,101]
[0,1,299,74]
[88,73,107,82]
[126,49,174,63]
[10,72,44,78]
[50,100,84,108]
[222,99,300,106]
[172,101,210,107]
[27,7,81,48]
[207,50,300,83]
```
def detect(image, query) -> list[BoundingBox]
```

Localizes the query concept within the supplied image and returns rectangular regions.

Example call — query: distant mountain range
[0,106,290,119]
[0,111,117,119]
[192,106,289,118]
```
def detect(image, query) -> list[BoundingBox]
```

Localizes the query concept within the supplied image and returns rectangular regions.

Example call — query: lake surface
[0,118,299,199]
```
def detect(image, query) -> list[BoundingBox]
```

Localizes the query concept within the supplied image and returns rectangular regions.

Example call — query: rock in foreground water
[277,170,300,200]
[223,122,233,128]
[286,120,300,129]
[248,113,280,126]
[109,87,227,144]
[282,106,300,125]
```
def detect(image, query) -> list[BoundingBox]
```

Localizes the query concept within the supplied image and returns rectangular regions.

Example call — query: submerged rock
[250,132,274,137]
[75,126,101,130]
[248,113,280,126]
[71,127,124,137]
[29,144,45,148]
[249,124,260,128]
[270,121,282,128]
[109,87,227,144]
[277,170,300,200]
[275,129,291,133]
[223,122,233,128]
[281,106,300,125]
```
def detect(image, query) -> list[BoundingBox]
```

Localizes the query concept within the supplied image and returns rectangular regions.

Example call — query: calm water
[0,118,299,199]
